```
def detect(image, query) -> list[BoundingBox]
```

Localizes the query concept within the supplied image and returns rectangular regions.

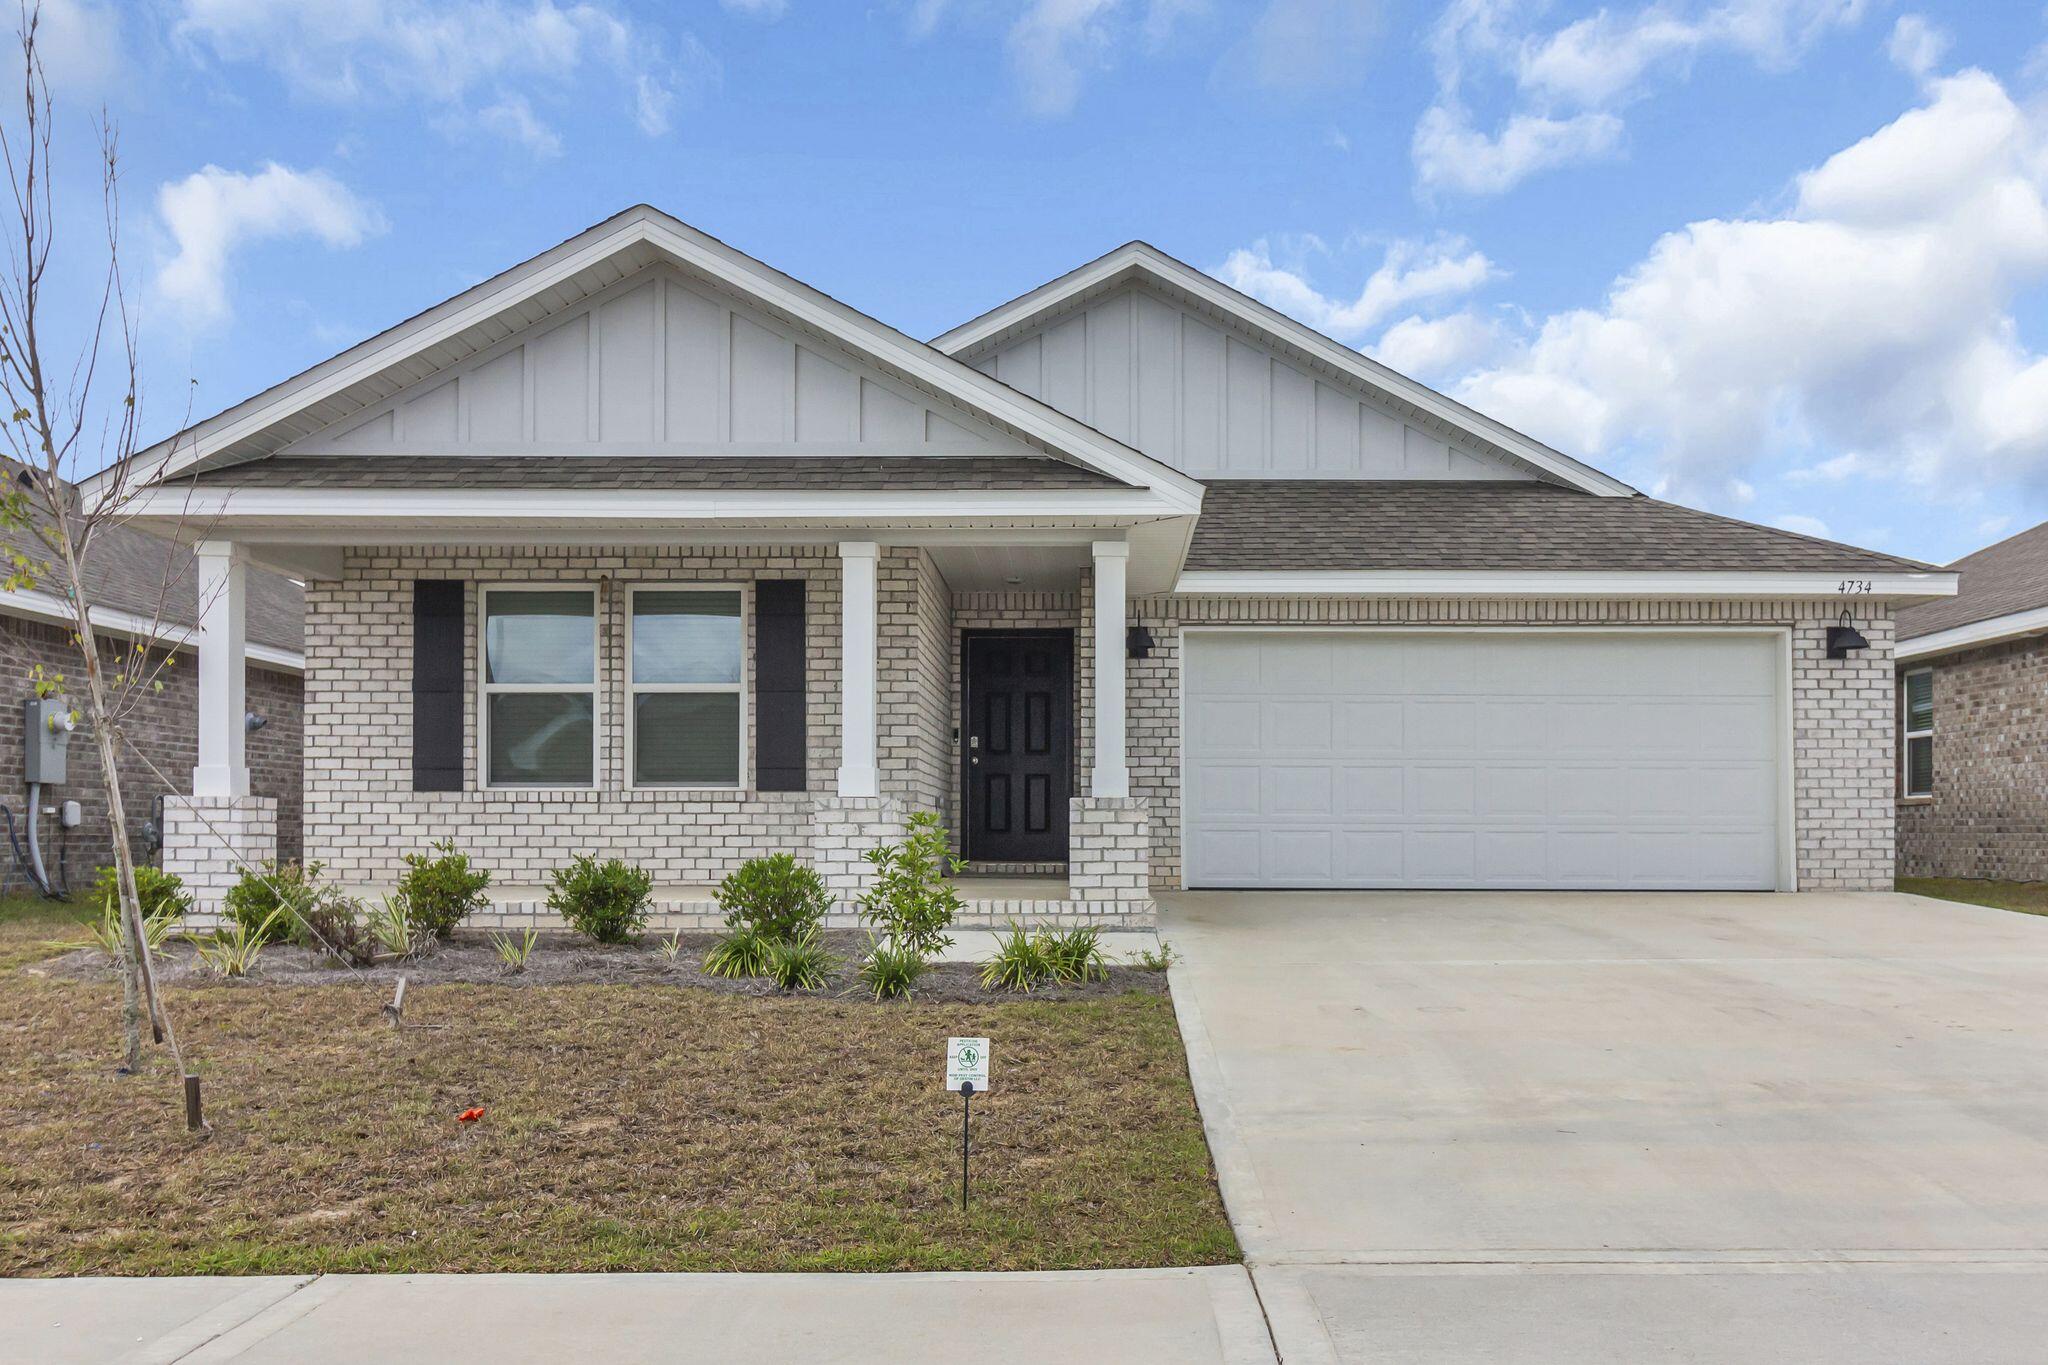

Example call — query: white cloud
[1446,70,2048,504]
[720,0,788,17]
[173,1,715,154]
[1783,450,1873,484]
[1007,0,1121,117]
[1772,513,1832,538]
[1413,105,1623,196]
[1418,0,1869,195]
[34,0,123,92]
[1885,14,1949,80]
[1369,311,1505,380]
[1216,235,1498,341]
[155,164,385,327]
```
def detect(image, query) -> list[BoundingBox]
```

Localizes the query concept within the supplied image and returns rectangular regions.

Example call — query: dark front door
[964,630,1073,863]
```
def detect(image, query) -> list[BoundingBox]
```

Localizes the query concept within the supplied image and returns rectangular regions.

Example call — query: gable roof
[105,207,1203,513]
[931,240,1637,498]
[185,453,1123,492]
[1185,481,1939,574]
[1896,520,2048,647]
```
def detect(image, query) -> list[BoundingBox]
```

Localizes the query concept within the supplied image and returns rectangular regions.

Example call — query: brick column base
[1069,796,1152,914]
[163,795,276,918]
[810,796,908,912]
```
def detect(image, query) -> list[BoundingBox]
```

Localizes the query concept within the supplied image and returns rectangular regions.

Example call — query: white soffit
[934,242,1637,498]
[1896,604,2048,660]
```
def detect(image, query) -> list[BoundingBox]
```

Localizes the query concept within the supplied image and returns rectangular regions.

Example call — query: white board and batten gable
[936,244,1635,496]
[290,267,1029,458]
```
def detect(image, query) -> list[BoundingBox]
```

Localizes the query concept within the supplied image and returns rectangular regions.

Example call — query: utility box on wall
[22,697,72,784]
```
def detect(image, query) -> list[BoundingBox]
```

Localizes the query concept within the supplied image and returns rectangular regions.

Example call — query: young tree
[0,2,205,1075]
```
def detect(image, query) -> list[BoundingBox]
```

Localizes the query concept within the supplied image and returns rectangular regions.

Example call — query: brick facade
[293,545,1899,915]
[1897,636,2048,881]
[0,612,302,895]
[163,795,278,912]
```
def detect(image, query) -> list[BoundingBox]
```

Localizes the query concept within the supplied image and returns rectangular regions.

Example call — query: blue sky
[31,0,2048,564]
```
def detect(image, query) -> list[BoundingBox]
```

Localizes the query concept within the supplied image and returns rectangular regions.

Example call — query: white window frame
[1901,666,1934,799]
[626,583,749,791]
[478,583,601,790]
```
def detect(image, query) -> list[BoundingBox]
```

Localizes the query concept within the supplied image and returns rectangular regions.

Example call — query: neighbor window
[482,587,597,787]
[1902,668,1933,798]
[630,587,744,786]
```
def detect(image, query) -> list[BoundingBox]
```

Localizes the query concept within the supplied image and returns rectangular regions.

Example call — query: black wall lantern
[1127,624,1155,659]
[1826,608,1869,659]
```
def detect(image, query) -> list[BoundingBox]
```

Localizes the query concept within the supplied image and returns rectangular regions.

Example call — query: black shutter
[754,580,807,792]
[412,580,465,791]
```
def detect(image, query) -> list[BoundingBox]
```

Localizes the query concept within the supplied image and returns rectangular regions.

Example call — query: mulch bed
[35,929,1166,1003]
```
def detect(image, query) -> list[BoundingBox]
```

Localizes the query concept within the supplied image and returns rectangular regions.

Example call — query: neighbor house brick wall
[0,613,302,890]
[303,544,986,890]
[1128,596,1897,893]
[1897,635,2048,880]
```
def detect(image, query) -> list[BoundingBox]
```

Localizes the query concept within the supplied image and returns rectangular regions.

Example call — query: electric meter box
[23,697,72,784]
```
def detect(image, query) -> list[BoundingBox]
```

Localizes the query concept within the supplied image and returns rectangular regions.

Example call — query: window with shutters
[480,586,598,788]
[1901,667,1933,798]
[628,586,746,788]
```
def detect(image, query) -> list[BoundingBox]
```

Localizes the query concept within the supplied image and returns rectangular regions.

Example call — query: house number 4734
[1837,579,1873,594]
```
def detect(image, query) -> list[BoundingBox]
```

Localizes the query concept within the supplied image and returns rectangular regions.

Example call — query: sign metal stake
[959,1080,974,1211]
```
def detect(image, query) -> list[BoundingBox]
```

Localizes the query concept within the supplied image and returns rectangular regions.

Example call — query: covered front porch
[154,526,1172,929]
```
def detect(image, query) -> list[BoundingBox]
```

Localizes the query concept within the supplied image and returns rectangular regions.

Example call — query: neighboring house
[1895,521,2048,881]
[100,207,1955,925]
[0,511,304,891]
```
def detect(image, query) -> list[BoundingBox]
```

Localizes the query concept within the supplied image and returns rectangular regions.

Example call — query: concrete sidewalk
[2,1266,1275,1365]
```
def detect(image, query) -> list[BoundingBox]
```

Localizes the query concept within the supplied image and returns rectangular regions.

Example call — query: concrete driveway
[1162,890,2048,1363]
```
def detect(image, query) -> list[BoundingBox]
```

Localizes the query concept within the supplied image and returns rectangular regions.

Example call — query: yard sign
[946,1037,990,1093]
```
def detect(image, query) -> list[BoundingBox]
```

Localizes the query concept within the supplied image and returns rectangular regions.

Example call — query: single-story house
[0,506,303,889]
[1895,520,2048,881]
[100,206,1957,926]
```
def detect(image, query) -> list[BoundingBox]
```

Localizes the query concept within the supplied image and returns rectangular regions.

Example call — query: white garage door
[1182,631,1784,890]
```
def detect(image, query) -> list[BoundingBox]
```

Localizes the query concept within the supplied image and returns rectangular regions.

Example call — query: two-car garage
[1180,630,1788,891]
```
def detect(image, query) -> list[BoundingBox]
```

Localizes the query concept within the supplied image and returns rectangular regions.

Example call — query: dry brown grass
[0,940,1237,1275]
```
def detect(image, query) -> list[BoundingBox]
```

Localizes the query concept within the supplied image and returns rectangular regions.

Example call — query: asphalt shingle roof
[1184,480,1938,575]
[1895,520,2048,639]
[185,454,1127,491]
[0,504,302,654]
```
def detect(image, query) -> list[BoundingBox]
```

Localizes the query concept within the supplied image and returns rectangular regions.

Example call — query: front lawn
[0,933,1237,1276]
[1898,877,2048,918]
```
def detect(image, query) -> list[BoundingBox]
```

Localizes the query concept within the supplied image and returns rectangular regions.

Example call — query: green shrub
[547,855,652,944]
[857,810,962,959]
[492,928,540,974]
[1041,925,1110,983]
[223,860,323,944]
[369,896,421,960]
[92,864,192,923]
[703,924,775,978]
[764,925,836,991]
[858,933,928,1000]
[290,891,376,965]
[81,895,180,960]
[979,923,1056,992]
[393,839,491,940]
[1130,941,1177,972]
[716,853,830,941]
[193,910,284,976]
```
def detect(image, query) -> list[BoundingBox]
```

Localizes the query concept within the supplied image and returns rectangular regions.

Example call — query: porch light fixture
[1127,625,1154,659]
[1826,609,1869,659]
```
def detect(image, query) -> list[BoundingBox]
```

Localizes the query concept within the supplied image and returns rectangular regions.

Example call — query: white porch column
[1091,539,1129,799]
[192,540,249,797]
[836,540,880,798]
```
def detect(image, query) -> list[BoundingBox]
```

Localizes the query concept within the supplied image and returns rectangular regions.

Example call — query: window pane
[1905,672,1933,732]
[1906,735,1933,795]
[636,691,740,785]
[633,591,743,684]
[489,693,594,785]
[486,591,594,684]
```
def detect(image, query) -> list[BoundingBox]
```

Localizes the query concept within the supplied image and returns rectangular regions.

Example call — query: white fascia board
[935,243,1636,499]
[0,587,304,673]
[1896,604,2048,661]
[101,208,1205,514]
[126,486,1186,522]
[1173,569,1962,600]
